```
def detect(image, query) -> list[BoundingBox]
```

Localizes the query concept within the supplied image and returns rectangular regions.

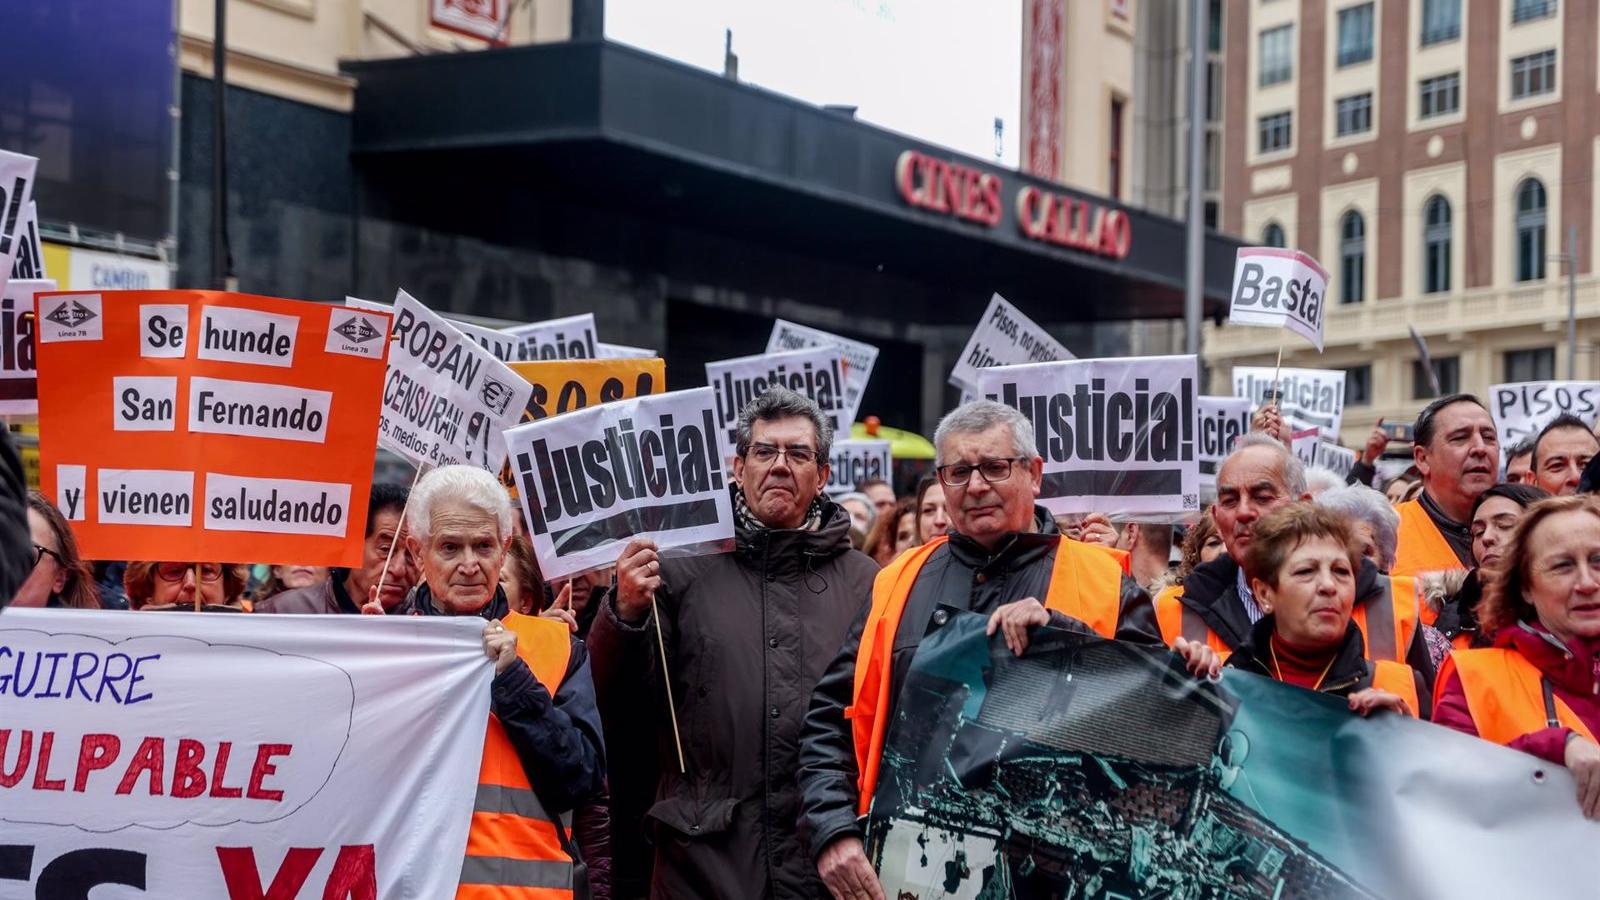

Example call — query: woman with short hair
[1435,495,1600,819]
[123,560,247,612]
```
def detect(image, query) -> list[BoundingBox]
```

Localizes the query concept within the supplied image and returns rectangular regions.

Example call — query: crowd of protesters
[4,385,1600,899]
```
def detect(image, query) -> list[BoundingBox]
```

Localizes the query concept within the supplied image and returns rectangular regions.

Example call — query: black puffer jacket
[588,494,876,900]
[1226,614,1432,719]
[795,507,1159,865]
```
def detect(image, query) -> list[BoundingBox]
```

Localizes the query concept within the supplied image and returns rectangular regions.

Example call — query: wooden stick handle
[652,595,687,774]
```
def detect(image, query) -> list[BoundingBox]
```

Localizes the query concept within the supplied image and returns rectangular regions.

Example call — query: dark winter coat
[1226,614,1432,719]
[588,494,876,900]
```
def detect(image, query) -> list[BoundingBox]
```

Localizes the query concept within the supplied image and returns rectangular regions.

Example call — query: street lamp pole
[1184,0,1208,357]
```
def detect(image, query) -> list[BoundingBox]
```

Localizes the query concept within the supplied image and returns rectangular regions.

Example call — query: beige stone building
[1211,0,1599,440]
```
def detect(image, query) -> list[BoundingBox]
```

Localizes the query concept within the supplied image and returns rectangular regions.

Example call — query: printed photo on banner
[504,387,736,580]
[706,347,849,461]
[0,149,38,294]
[1488,380,1600,449]
[10,202,45,281]
[1196,395,1251,491]
[1231,365,1346,440]
[502,312,598,361]
[825,439,891,496]
[766,318,877,425]
[975,355,1200,516]
[37,290,390,566]
[948,292,1073,393]
[349,291,531,473]
[1227,247,1328,351]
[1,608,492,899]
[0,278,54,415]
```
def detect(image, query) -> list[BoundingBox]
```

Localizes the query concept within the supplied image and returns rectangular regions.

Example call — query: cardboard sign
[1488,381,1600,449]
[2,608,492,899]
[948,293,1073,392]
[1228,247,1328,351]
[826,439,892,496]
[597,342,657,359]
[508,357,666,421]
[502,313,598,361]
[705,347,849,461]
[1232,365,1346,440]
[766,319,878,425]
[9,202,45,280]
[0,150,38,295]
[37,290,390,565]
[0,278,53,414]
[976,355,1200,516]
[504,388,735,579]
[349,292,531,472]
[1196,395,1252,490]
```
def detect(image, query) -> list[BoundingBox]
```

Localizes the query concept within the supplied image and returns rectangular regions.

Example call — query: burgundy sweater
[1434,622,1600,764]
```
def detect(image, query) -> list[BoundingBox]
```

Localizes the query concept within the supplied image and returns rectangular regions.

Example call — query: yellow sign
[508,358,666,422]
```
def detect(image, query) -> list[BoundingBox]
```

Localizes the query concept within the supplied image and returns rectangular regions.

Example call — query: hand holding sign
[614,538,661,622]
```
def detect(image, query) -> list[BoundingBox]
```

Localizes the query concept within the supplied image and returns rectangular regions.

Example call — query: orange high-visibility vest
[459,612,577,900]
[1367,660,1422,718]
[846,535,1124,816]
[1436,648,1598,746]
[1392,499,1468,579]
[1154,575,1418,664]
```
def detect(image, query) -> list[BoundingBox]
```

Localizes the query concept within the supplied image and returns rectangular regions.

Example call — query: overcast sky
[605,0,1022,168]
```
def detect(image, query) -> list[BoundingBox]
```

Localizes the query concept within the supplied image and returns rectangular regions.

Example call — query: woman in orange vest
[1216,503,1428,719]
[1435,495,1600,820]
[1428,483,1549,650]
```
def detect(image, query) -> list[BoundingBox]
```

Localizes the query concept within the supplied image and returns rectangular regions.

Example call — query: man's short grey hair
[933,400,1036,463]
[1304,465,1346,497]
[407,465,514,542]
[736,387,833,460]
[1317,484,1400,571]
[1222,432,1308,497]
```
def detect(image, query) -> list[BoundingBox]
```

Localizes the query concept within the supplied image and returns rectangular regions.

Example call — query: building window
[1513,0,1557,25]
[1516,178,1547,282]
[1208,0,1223,53]
[1413,356,1460,399]
[1424,195,1451,294]
[1109,97,1124,200]
[1258,111,1293,154]
[1204,130,1221,191]
[1335,93,1373,137]
[1505,347,1556,382]
[1510,50,1557,100]
[1206,60,1224,123]
[1344,365,1373,406]
[1337,4,1375,67]
[1262,221,1287,248]
[1419,73,1461,119]
[1259,25,1294,86]
[1205,200,1219,229]
[1421,0,1461,45]
[1340,210,1365,304]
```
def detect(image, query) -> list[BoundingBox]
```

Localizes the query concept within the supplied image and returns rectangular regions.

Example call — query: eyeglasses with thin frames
[936,457,1026,488]
[745,443,820,467]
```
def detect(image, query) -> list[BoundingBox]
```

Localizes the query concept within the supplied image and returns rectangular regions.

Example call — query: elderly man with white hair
[381,464,606,899]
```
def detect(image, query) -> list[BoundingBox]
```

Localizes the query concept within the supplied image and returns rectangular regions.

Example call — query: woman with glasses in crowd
[11,492,99,609]
[124,560,248,612]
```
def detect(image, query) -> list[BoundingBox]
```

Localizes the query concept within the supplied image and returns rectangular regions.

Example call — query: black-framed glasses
[155,562,224,583]
[936,457,1025,488]
[746,443,820,467]
[32,544,62,568]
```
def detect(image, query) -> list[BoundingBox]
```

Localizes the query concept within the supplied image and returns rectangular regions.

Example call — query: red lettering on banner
[322,845,378,900]
[173,737,208,798]
[0,729,31,787]
[247,743,292,802]
[74,733,121,792]
[31,731,66,791]
[217,846,321,900]
[211,740,244,798]
[115,736,165,795]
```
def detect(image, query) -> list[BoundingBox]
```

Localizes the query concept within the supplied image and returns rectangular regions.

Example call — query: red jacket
[1434,622,1600,764]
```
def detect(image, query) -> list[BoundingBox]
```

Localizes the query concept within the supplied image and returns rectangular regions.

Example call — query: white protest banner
[502,313,598,361]
[505,387,735,579]
[1232,365,1346,440]
[976,355,1200,516]
[597,342,657,359]
[767,319,878,425]
[948,293,1073,393]
[0,150,39,295]
[348,291,531,472]
[1196,395,1251,491]
[0,278,52,414]
[453,317,520,362]
[706,347,849,461]
[1228,247,1328,351]
[826,439,892,496]
[0,608,490,898]
[1488,381,1600,449]
[1317,440,1358,478]
[10,202,45,280]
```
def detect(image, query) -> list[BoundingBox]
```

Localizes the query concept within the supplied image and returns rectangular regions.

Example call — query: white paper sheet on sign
[948,293,1073,393]
[0,608,491,899]
[1228,247,1328,351]
[766,319,877,426]
[706,347,850,462]
[1231,365,1346,441]
[1488,380,1600,450]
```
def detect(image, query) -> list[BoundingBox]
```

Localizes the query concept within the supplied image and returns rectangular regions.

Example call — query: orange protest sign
[509,357,666,421]
[36,290,392,566]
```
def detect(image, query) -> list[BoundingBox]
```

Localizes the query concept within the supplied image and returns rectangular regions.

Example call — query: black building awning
[344,40,1238,327]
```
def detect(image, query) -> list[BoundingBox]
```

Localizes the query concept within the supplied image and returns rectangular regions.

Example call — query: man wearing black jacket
[0,428,32,610]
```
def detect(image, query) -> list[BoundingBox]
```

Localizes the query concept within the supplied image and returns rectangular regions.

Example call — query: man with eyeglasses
[589,387,877,900]
[1392,393,1501,578]
[799,400,1205,900]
